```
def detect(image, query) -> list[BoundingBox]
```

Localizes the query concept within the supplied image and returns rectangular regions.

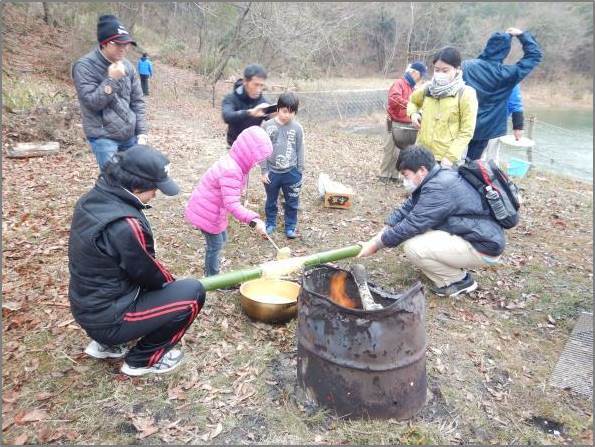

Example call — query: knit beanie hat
[97,14,137,47]
[409,61,428,77]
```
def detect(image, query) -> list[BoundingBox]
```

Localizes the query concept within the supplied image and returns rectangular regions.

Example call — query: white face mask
[403,177,418,193]
[433,72,452,86]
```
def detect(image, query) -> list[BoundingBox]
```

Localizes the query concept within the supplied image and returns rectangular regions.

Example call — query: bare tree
[42,2,50,25]
[208,2,253,106]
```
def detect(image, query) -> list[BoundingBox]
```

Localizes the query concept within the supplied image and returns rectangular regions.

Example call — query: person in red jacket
[379,61,427,184]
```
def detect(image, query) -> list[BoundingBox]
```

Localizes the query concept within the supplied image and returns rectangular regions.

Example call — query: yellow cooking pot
[239,278,301,323]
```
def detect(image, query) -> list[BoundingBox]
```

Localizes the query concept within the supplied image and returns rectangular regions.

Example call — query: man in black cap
[72,14,148,170]
[68,145,206,376]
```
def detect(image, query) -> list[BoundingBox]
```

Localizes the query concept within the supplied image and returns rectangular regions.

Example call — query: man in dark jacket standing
[72,15,148,170]
[379,61,427,183]
[358,146,505,297]
[68,145,205,376]
[462,27,542,160]
[221,64,270,147]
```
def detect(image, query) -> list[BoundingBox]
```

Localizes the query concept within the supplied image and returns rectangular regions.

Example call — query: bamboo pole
[198,245,363,291]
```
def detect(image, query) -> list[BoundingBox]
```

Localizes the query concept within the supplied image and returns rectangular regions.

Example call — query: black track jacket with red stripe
[68,177,174,329]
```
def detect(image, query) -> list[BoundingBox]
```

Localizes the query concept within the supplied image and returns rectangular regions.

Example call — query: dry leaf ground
[2,13,593,446]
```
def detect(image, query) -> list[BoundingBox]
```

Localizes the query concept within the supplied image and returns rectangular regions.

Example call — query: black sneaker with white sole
[120,349,184,376]
[431,273,478,297]
[84,340,129,359]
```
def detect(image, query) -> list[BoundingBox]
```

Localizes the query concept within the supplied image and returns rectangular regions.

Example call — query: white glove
[411,113,422,129]
[137,134,148,145]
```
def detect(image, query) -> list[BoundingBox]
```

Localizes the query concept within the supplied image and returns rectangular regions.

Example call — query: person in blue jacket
[462,27,542,160]
[358,145,505,297]
[137,53,153,96]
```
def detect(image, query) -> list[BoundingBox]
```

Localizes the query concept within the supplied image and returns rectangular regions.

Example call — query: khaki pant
[402,230,498,287]
[379,122,418,179]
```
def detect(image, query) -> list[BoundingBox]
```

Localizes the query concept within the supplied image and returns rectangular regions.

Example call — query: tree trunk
[382,11,400,78]
[209,2,253,107]
[405,2,415,63]
[42,2,50,25]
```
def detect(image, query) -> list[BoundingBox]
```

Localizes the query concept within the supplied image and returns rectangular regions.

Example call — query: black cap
[97,14,137,46]
[119,145,180,196]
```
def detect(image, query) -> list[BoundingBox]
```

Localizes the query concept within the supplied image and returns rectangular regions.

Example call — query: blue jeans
[201,230,228,276]
[264,168,302,232]
[88,135,138,170]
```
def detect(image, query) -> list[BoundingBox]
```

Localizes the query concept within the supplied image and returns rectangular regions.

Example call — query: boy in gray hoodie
[260,92,305,239]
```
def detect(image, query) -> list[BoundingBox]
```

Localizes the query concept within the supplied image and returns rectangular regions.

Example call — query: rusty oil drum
[296,265,427,420]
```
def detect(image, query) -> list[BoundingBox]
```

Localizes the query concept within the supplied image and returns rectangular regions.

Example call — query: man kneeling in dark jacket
[358,145,505,297]
[68,145,205,376]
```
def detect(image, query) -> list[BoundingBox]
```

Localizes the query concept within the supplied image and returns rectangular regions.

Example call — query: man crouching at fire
[357,145,505,297]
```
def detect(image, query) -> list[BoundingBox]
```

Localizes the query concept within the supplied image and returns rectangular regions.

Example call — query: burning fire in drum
[297,265,427,420]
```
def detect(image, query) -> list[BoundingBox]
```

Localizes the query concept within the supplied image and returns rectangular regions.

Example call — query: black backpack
[458,159,521,229]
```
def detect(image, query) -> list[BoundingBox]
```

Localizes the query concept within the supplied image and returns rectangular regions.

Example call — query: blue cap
[409,61,428,77]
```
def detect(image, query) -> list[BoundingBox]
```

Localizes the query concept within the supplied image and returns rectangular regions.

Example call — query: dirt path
[2,61,593,445]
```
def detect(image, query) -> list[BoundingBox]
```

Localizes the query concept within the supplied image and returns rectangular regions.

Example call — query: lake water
[521,108,593,182]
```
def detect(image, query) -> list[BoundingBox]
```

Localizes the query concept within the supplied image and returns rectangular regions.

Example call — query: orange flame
[329,272,359,309]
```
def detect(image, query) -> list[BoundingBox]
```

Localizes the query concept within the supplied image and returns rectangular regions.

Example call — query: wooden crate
[323,191,353,209]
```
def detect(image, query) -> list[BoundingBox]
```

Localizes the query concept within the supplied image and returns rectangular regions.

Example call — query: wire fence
[266,89,388,121]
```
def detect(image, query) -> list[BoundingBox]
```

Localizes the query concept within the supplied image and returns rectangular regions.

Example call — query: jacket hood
[478,32,512,62]
[229,126,273,173]
[233,78,264,103]
[233,78,246,98]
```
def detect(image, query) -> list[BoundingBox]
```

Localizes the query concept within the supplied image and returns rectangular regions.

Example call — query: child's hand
[261,173,271,184]
[252,218,267,236]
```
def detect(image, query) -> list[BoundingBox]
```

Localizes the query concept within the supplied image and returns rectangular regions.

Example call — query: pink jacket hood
[229,126,273,173]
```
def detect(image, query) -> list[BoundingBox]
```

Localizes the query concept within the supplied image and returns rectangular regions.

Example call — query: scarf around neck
[428,71,465,98]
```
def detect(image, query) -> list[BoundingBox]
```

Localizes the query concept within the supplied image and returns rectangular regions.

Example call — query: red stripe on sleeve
[125,218,174,283]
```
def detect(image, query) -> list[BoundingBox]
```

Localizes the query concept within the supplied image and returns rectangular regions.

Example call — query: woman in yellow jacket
[407,47,478,166]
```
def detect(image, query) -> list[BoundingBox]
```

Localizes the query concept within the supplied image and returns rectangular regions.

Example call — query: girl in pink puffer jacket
[185,126,271,276]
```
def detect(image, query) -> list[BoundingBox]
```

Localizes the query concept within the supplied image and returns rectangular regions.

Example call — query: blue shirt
[507,84,523,116]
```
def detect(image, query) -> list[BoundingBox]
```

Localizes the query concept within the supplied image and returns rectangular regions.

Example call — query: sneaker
[84,340,128,359]
[286,229,298,239]
[266,225,276,235]
[431,273,478,297]
[120,349,184,376]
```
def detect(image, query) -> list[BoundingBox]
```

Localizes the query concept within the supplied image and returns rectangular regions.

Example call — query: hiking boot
[266,225,276,236]
[286,229,298,239]
[120,349,184,376]
[431,273,478,297]
[84,340,129,359]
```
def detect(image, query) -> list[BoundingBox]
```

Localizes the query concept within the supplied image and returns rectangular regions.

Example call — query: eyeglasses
[108,41,131,47]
